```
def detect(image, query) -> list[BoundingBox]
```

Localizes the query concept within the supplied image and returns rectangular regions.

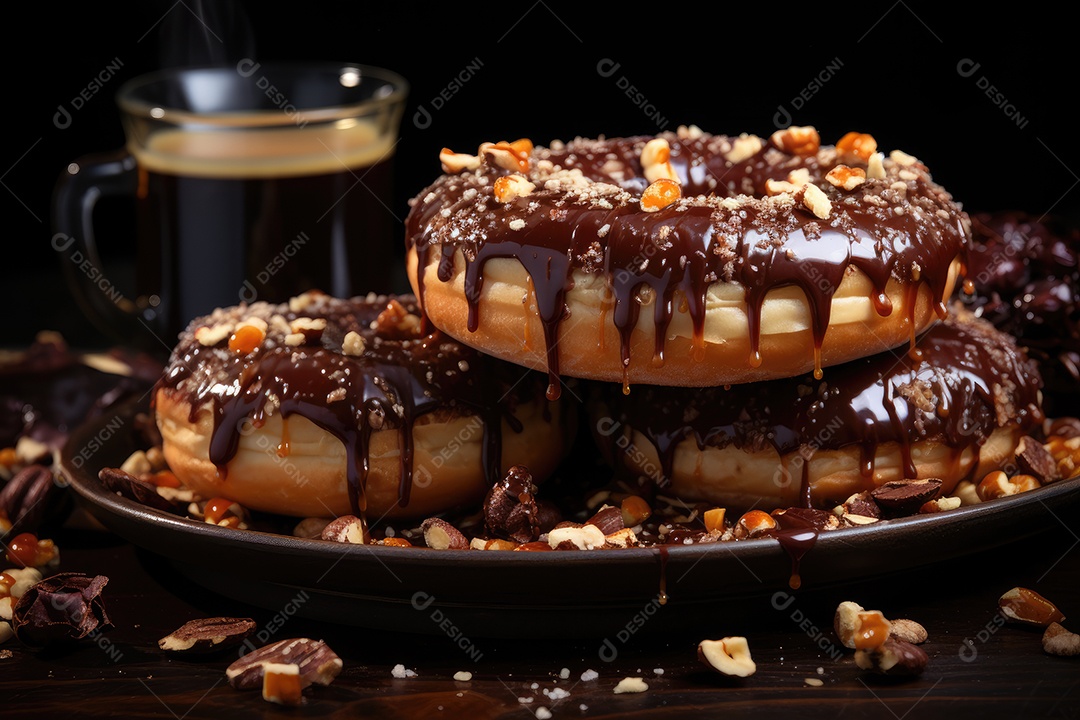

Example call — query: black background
[5,1,1078,349]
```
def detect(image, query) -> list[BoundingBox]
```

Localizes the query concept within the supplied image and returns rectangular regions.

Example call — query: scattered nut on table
[1042,622,1080,657]
[225,638,342,691]
[834,601,892,650]
[889,619,929,645]
[158,617,256,654]
[854,638,929,676]
[697,637,757,677]
[999,587,1066,627]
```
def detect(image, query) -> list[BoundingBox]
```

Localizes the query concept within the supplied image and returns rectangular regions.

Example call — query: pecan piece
[159,617,256,654]
[0,464,70,536]
[226,638,342,690]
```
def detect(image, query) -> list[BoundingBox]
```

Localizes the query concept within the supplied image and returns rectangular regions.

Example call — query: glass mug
[53,62,408,347]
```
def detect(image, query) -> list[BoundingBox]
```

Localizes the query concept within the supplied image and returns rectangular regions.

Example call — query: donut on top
[406,126,970,399]
[153,292,572,520]
[589,308,1043,510]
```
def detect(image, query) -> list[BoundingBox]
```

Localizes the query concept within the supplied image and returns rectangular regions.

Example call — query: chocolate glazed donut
[153,292,573,521]
[405,126,970,399]
[588,309,1043,510]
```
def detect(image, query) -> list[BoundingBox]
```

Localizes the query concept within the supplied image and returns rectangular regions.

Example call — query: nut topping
[620,496,652,527]
[801,183,832,220]
[977,471,1039,501]
[733,510,777,539]
[825,164,867,190]
[584,505,625,536]
[836,131,878,163]
[440,148,481,174]
[547,524,606,550]
[867,152,886,180]
[421,517,469,550]
[724,134,764,164]
[703,507,727,533]
[640,178,682,212]
[769,126,820,156]
[697,636,757,677]
[493,174,536,203]
[228,324,266,354]
[321,515,366,544]
[480,140,531,173]
[640,138,678,183]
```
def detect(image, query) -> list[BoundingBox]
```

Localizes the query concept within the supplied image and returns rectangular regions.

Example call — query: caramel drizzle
[406,134,970,400]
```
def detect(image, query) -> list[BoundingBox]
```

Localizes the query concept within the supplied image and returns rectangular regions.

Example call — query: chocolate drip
[595,310,1043,499]
[406,132,970,395]
[155,294,545,520]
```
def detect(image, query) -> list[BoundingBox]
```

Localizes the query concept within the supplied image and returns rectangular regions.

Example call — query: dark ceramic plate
[61,402,1080,639]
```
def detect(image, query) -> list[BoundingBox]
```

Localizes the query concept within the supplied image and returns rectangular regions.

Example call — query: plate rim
[60,402,1080,570]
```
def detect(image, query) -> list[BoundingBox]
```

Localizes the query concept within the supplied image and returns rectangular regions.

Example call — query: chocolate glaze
[593,310,1043,501]
[406,131,970,399]
[961,211,1080,416]
[153,293,547,519]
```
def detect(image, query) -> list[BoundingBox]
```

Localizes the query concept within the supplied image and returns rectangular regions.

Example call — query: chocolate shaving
[11,572,113,649]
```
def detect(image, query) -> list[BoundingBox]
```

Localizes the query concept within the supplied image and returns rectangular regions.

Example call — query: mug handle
[51,149,145,343]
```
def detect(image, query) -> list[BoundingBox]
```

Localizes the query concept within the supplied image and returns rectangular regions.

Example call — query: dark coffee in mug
[133,121,398,334]
[53,63,408,349]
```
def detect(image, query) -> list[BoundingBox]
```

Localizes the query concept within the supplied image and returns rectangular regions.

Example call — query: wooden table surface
[2,508,1078,720]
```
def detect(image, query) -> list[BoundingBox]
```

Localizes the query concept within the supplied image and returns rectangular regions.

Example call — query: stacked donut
[406,125,1046,510]
[153,293,574,521]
